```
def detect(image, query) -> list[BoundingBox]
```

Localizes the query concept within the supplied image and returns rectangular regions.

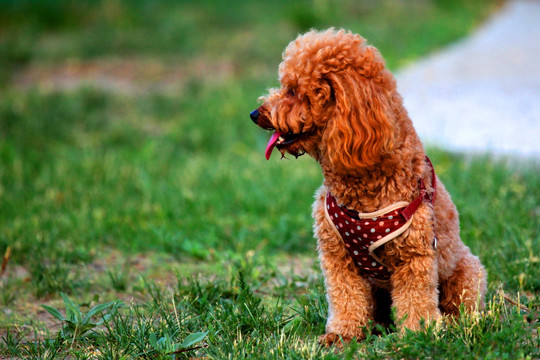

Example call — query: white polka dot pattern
[326,192,409,280]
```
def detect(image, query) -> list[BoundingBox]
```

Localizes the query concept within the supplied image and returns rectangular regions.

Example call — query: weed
[0,280,19,306]
[106,265,130,292]
[31,262,74,299]
[0,329,23,356]
[41,292,122,341]
[148,331,208,359]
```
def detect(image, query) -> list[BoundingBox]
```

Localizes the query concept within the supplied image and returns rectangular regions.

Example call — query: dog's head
[251,28,398,173]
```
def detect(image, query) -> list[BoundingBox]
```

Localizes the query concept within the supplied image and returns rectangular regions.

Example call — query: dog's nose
[250,109,260,124]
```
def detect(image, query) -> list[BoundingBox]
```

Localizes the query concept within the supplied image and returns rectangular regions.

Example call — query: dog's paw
[318,333,353,348]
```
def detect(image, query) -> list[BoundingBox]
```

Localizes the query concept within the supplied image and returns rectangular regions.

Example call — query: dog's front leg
[316,227,374,346]
[390,247,441,331]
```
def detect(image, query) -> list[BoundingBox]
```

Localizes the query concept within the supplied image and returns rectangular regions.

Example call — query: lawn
[0,0,538,358]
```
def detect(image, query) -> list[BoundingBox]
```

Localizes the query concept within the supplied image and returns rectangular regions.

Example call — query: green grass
[0,0,499,84]
[1,0,539,358]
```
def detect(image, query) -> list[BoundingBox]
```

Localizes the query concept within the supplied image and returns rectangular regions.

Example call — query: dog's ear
[323,48,395,172]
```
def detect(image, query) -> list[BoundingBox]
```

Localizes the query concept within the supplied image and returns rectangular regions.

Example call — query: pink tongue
[265,132,282,160]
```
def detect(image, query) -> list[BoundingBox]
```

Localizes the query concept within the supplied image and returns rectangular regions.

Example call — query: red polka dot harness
[324,157,436,280]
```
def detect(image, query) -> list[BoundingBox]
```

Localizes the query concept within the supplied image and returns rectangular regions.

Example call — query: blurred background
[2,0,525,295]
[0,0,501,87]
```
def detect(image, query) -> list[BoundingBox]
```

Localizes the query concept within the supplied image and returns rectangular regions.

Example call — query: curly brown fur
[252,28,487,345]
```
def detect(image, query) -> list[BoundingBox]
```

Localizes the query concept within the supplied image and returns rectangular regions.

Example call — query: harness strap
[324,156,437,279]
[400,156,436,221]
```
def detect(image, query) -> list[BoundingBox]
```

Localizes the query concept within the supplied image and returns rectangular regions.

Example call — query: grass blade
[60,292,82,323]
[84,301,115,323]
[180,332,208,349]
[41,305,65,322]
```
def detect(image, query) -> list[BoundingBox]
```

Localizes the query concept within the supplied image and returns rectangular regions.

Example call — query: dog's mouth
[265,131,302,160]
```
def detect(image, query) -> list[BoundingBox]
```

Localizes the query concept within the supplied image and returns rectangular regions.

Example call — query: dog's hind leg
[439,252,487,317]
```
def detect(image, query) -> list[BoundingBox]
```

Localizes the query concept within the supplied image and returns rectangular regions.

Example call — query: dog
[250,28,487,346]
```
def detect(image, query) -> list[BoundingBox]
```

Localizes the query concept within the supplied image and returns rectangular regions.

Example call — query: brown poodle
[250,28,487,345]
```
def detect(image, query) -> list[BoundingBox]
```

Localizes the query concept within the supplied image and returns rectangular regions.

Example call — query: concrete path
[396,0,540,158]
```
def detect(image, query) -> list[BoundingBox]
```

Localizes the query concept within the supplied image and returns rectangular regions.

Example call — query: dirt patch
[12,57,235,94]
[0,248,319,342]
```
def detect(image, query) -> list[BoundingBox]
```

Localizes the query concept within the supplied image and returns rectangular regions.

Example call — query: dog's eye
[287,88,295,97]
